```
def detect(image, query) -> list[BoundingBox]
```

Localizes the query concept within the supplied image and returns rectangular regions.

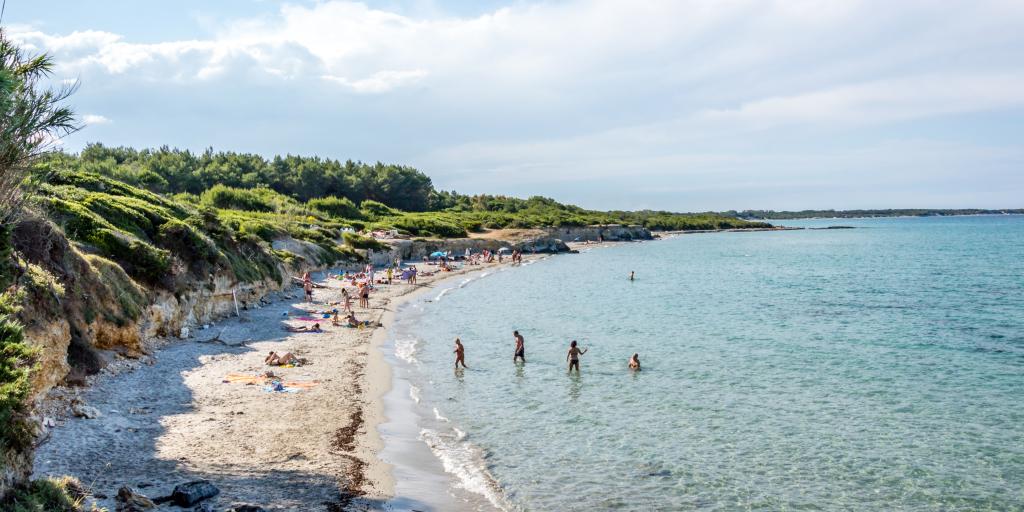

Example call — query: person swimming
[629,353,641,370]
[454,337,468,369]
[513,330,525,363]
[566,340,588,372]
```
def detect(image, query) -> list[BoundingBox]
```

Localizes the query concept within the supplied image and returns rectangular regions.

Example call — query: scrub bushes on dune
[342,232,387,251]
[0,287,36,475]
[199,184,297,213]
[0,476,89,512]
[386,214,467,238]
[309,196,360,219]
[359,200,398,220]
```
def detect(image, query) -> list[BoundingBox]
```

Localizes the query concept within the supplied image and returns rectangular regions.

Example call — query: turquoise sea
[383,216,1024,511]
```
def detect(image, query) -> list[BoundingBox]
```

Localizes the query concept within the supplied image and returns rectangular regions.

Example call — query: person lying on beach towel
[265,351,305,366]
[284,323,322,333]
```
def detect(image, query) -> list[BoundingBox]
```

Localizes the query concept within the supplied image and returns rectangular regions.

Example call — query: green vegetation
[28,167,365,285]
[308,196,359,219]
[0,30,78,495]
[40,149,769,239]
[731,208,1024,220]
[342,232,387,251]
[0,476,92,512]
[0,288,35,466]
[72,143,435,211]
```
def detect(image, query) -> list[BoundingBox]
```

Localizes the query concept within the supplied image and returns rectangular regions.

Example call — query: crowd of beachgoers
[33,247,537,510]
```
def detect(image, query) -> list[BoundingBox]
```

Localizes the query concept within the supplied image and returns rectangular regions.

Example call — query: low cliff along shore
[31,261,514,511]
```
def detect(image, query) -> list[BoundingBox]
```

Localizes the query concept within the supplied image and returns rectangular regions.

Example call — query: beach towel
[223,373,320,389]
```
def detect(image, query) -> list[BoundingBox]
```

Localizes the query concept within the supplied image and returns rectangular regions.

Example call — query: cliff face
[1,216,314,498]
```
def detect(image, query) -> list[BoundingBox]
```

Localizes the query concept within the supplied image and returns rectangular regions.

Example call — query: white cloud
[82,114,111,125]
[322,69,428,93]
[697,73,1024,128]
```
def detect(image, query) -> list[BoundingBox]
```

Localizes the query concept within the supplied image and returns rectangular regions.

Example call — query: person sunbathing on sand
[265,351,299,366]
[347,312,361,327]
[629,353,641,370]
[284,323,321,333]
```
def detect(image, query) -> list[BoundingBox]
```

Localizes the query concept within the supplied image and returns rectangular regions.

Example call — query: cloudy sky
[6,0,1024,211]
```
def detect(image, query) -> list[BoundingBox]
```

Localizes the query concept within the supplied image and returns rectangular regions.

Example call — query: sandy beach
[33,259,520,511]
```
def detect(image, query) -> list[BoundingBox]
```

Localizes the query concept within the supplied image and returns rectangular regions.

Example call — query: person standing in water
[566,340,587,372]
[513,330,525,363]
[629,353,641,370]
[454,338,468,369]
[630,271,635,281]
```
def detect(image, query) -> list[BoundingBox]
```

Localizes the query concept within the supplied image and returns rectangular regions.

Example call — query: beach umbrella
[430,251,447,258]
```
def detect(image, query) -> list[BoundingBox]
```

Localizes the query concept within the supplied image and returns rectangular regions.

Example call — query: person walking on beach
[342,288,353,313]
[513,330,525,363]
[303,278,314,303]
[454,338,468,369]
[629,353,641,370]
[386,267,393,285]
[567,340,587,373]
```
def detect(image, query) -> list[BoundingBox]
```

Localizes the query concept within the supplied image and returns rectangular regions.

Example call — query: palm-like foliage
[0,30,78,226]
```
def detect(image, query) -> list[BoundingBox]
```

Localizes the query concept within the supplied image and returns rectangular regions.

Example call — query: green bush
[0,289,35,464]
[309,196,360,219]
[83,255,147,324]
[199,184,295,212]
[388,215,467,238]
[87,229,170,282]
[0,476,87,512]
[45,169,189,218]
[342,232,387,251]
[156,220,220,264]
[359,200,399,220]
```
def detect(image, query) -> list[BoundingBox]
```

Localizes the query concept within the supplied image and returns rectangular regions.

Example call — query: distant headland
[726,209,1024,220]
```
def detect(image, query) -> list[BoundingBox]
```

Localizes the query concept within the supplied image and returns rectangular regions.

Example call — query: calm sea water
[387,216,1024,511]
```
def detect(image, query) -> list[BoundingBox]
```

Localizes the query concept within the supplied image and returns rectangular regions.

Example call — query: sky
[5,0,1024,211]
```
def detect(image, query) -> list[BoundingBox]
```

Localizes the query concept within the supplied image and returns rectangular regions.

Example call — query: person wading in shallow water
[567,340,588,373]
[454,338,468,369]
[630,271,635,281]
[513,330,526,363]
[629,353,641,370]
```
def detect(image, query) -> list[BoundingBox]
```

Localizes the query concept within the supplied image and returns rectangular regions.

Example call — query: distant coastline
[728,209,1024,221]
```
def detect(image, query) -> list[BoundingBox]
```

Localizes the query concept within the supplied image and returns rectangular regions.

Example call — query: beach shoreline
[32,259,523,511]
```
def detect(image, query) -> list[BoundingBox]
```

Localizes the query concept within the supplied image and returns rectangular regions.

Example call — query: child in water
[629,353,641,370]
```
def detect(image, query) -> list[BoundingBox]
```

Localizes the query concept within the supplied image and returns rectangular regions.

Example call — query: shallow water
[388,216,1024,511]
